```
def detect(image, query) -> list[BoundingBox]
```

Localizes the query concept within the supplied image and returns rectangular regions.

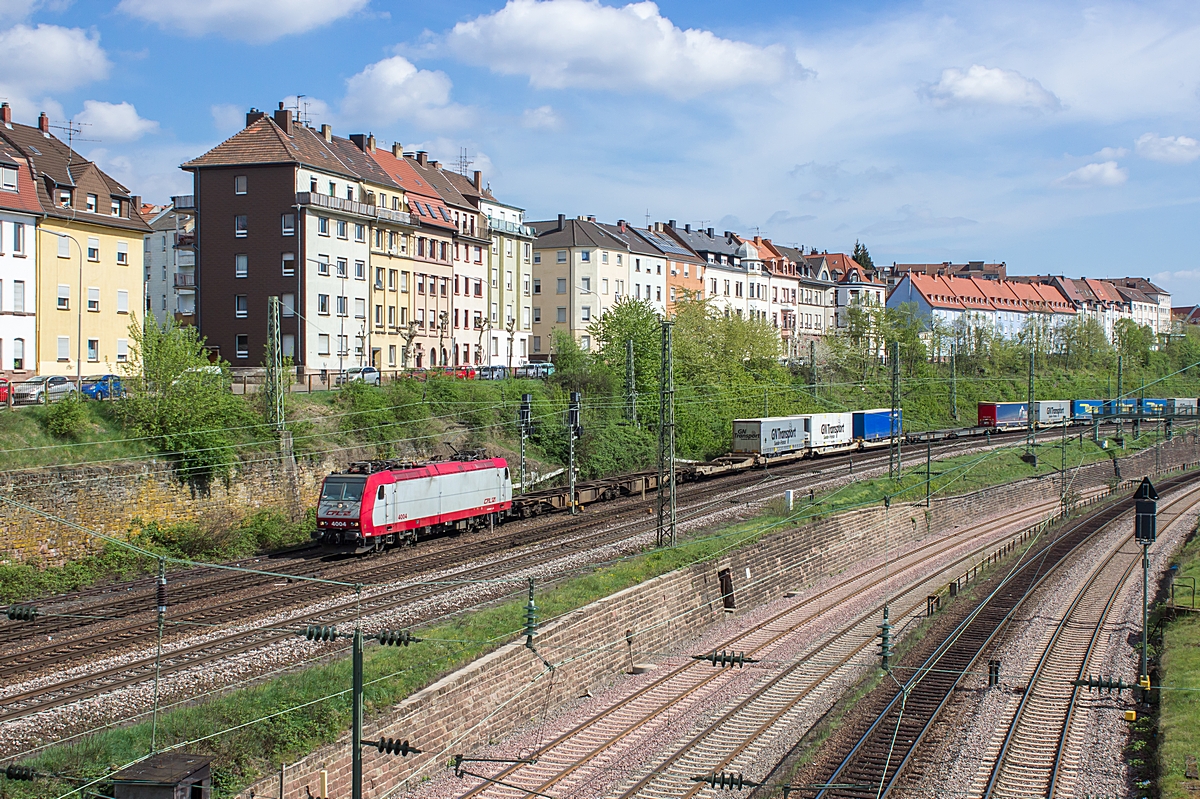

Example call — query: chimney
[557,213,565,231]
[320,123,331,142]
[587,215,596,222]
[617,219,626,232]
[416,151,428,165]
[392,142,403,157]
[38,111,49,135]
[350,133,367,152]
[273,103,293,135]
[668,219,677,228]
[430,160,440,169]
[0,103,10,128]
[246,107,266,127]
[367,134,376,152]
[684,223,691,232]
[472,170,482,190]
[724,230,732,239]
[707,227,714,237]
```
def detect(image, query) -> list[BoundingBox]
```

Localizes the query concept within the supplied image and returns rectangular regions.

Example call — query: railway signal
[518,393,533,494]
[1135,477,1158,686]
[568,391,582,514]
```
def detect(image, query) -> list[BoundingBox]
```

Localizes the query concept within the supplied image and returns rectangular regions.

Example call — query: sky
[2,0,1199,300]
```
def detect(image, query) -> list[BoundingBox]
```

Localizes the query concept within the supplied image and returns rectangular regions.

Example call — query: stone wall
[252,437,1200,799]
[0,451,335,565]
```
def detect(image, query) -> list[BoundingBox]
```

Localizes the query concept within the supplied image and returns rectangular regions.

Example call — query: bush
[42,395,89,440]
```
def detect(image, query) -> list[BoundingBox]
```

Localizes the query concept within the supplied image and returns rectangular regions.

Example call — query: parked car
[12,375,78,404]
[446,366,477,379]
[337,366,381,386]
[476,365,508,380]
[81,374,124,400]
[0,378,9,404]
[515,363,556,379]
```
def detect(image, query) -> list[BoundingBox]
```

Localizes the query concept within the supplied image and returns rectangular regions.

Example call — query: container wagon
[1141,398,1168,415]
[316,457,512,552]
[853,408,902,449]
[1033,400,1071,427]
[1171,398,1199,415]
[978,402,1028,430]
[800,412,855,454]
[1104,398,1137,416]
[731,416,806,457]
[1073,399,1103,420]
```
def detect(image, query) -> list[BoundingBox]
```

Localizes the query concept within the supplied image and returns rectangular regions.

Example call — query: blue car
[81,374,124,400]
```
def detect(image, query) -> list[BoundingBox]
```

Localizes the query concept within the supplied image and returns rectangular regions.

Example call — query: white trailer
[731,416,806,456]
[800,412,855,453]
[1033,400,1071,427]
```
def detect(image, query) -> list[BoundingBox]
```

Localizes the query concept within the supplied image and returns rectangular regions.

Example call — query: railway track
[980,487,1196,798]
[447,492,1098,799]
[1,432,996,734]
[805,469,1200,799]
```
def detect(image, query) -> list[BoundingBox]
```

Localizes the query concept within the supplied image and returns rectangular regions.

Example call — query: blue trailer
[1142,398,1168,415]
[1104,398,1137,415]
[1072,399,1103,420]
[853,408,901,447]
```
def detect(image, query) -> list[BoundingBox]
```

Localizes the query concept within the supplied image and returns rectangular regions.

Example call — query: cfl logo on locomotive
[820,423,846,436]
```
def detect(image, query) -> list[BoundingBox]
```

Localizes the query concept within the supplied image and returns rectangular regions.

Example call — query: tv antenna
[49,119,97,183]
[645,208,651,226]
[291,95,313,126]
[455,147,474,176]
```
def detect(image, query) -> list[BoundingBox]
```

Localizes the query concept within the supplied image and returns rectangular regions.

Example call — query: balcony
[487,217,534,237]
[175,250,195,267]
[174,273,196,290]
[296,192,411,225]
[171,195,195,211]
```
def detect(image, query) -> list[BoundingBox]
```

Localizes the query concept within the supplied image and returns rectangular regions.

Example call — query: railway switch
[376,630,420,647]
[5,604,37,621]
[372,738,421,757]
[302,625,339,642]
[4,766,36,781]
[693,650,758,668]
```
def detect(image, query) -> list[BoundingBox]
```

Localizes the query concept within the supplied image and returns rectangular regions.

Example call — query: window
[533,307,542,323]
[87,237,99,261]
[87,287,100,312]
[318,334,330,355]
[601,278,608,294]
[346,186,354,202]
[534,252,541,264]
[328,181,337,197]
[13,222,24,254]
[57,235,69,258]
[236,335,249,358]
[387,305,395,326]
[57,284,70,309]
[235,254,248,277]
[336,220,348,239]
[523,306,531,329]
[283,334,295,358]
[318,294,329,315]
[388,345,396,366]
[317,256,329,275]
[556,307,567,323]
[113,338,127,362]
[388,269,398,291]
[556,278,566,294]
[112,199,122,217]
[556,250,567,263]
[115,289,129,314]
[116,241,128,265]
[355,298,366,318]
[354,224,365,242]
[57,335,69,361]
[417,274,426,295]
[235,295,248,317]
[233,215,248,237]
[86,194,97,212]
[656,287,662,301]
[491,302,498,323]
[601,251,608,264]
[581,250,590,262]
[282,252,295,275]
[318,217,329,236]
[532,335,541,352]
[581,277,590,292]
[506,270,513,290]
[337,295,347,316]
[580,335,591,350]
[533,279,541,295]
[282,213,295,236]
[523,275,531,295]
[12,337,24,369]
[374,304,383,326]
[354,260,365,280]
[87,339,99,362]
[282,293,295,317]
[0,165,15,191]
[474,279,483,297]
[234,175,247,194]
[12,280,23,312]
[59,189,71,208]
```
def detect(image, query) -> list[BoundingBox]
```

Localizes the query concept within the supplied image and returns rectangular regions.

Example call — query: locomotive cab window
[321,477,366,501]
[504,468,510,480]
[377,486,385,500]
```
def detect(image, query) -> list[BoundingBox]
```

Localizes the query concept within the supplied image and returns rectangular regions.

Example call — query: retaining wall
[252,437,1200,799]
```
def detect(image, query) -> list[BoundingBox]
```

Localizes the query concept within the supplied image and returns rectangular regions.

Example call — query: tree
[852,240,875,270]
[1114,318,1154,366]
[588,296,662,397]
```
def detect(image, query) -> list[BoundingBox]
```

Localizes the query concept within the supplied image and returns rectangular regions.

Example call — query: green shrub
[42,395,90,440]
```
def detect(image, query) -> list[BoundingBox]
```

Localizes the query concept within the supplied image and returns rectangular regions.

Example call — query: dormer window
[86,193,97,212]
[111,199,121,216]
[58,189,71,207]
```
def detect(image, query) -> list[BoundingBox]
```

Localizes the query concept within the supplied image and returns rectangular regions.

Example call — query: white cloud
[210,104,244,136]
[0,24,110,111]
[76,100,158,142]
[341,56,472,129]
[117,0,368,43]
[445,0,794,98]
[0,0,38,24]
[1054,161,1127,188]
[927,64,1060,110]
[1094,146,1129,159]
[521,105,562,130]
[1135,133,1200,164]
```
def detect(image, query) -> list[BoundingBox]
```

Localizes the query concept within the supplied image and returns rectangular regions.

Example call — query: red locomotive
[316,456,513,552]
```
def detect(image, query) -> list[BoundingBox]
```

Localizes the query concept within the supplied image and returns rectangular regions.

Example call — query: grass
[0,401,152,470]
[4,427,1177,799]
[1156,526,1200,798]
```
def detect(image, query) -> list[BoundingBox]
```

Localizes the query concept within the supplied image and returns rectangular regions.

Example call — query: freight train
[316,397,1199,552]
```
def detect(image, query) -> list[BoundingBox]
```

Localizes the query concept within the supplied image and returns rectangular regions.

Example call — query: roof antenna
[292,95,311,126]
[455,147,473,176]
[645,208,651,226]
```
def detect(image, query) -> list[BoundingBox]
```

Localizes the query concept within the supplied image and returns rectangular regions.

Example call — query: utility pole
[657,321,677,546]
[625,339,637,425]
[351,626,363,799]
[763,388,769,417]
[889,341,901,480]
[925,437,932,507]
[518,394,532,494]
[809,339,816,397]
[1061,420,1067,517]
[567,392,582,514]
[950,342,958,422]
[1026,349,1036,466]
[266,296,285,433]
[1117,354,1124,442]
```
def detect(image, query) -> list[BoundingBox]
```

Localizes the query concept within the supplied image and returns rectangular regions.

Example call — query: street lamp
[39,230,83,389]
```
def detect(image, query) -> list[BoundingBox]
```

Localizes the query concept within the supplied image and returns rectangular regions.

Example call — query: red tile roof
[0,146,42,214]
[365,147,456,232]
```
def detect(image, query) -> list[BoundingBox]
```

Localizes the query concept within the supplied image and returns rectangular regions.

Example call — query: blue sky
[3,0,1199,300]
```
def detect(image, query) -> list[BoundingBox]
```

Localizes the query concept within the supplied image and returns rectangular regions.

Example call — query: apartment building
[775,245,836,346]
[1,108,149,377]
[0,121,37,378]
[600,220,667,314]
[527,215,631,354]
[638,223,703,313]
[142,201,195,325]
[663,224,750,318]
[477,192,534,367]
